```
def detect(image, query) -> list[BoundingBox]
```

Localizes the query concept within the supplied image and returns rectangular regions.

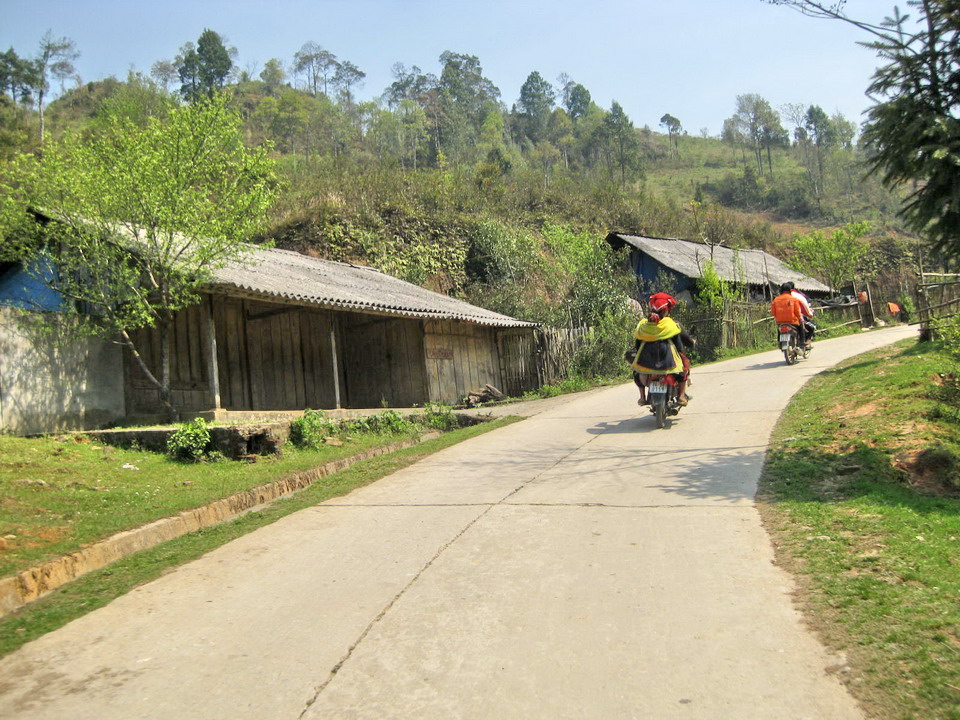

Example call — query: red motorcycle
[646,373,682,429]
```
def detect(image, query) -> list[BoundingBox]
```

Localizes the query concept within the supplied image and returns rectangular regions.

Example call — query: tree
[601,101,640,186]
[150,59,178,94]
[332,60,365,106]
[565,82,592,122]
[259,58,286,94]
[292,42,338,96]
[32,31,79,143]
[791,221,871,293]
[435,51,502,161]
[659,113,682,156]
[384,63,436,108]
[178,29,232,101]
[722,94,784,177]
[804,104,834,204]
[0,47,39,106]
[766,0,960,264]
[6,93,279,416]
[515,71,555,144]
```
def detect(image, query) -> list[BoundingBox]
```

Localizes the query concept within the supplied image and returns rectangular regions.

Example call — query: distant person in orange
[771,282,807,346]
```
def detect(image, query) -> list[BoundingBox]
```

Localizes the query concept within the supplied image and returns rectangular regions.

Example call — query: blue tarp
[0,260,65,311]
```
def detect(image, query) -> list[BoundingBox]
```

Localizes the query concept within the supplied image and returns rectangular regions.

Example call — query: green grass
[0,416,520,658]
[759,339,960,720]
[0,429,428,577]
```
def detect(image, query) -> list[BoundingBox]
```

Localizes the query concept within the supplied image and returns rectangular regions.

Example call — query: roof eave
[204,285,540,329]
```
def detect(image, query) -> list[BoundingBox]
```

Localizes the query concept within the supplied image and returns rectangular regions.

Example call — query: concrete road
[0,325,915,719]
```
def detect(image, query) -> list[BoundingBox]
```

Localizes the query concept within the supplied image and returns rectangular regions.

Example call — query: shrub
[290,408,338,449]
[166,418,212,462]
[570,308,634,379]
[345,410,413,435]
[419,403,459,431]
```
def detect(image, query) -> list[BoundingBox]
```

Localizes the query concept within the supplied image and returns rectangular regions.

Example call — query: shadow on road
[587,414,688,435]
[743,360,792,370]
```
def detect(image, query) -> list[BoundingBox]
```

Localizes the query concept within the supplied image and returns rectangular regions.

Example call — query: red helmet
[649,292,678,314]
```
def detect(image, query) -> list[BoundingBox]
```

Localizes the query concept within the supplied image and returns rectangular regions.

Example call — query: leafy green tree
[384,63,436,108]
[757,101,788,176]
[767,0,960,264]
[253,87,309,155]
[515,70,555,144]
[659,113,682,156]
[722,94,784,177]
[5,93,279,416]
[601,101,640,185]
[563,81,591,122]
[292,42,337,97]
[804,104,834,203]
[259,58,286,94]
[0,48,38,104]
[435,51,501,163]
[332,60,365,106]
[178,29,232,102]
[791,221,871,293]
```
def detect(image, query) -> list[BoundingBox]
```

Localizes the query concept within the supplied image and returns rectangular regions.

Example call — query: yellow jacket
[630,317,684,374]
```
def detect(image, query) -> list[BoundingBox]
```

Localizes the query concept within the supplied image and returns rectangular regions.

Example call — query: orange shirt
[771,293,803,325]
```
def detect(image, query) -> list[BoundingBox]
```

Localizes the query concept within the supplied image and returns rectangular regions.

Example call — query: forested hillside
[0,29,918,331]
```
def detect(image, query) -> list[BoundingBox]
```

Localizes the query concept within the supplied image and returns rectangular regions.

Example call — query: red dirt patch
[846,401,881,418]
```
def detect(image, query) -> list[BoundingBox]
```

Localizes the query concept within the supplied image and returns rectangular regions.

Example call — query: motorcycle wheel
[784,348,797,365]
[654,399,667,428]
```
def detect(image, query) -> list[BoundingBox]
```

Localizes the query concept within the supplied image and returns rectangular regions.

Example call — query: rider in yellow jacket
[629,292,694,406]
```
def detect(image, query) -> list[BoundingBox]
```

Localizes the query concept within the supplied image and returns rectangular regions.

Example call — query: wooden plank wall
[127,298,520,412]
[341,314,427,408]
[128,297,345,413]
[496,329,539,397]
[218,298,342,411]
[126,302,211,413]
[423,320,503,405]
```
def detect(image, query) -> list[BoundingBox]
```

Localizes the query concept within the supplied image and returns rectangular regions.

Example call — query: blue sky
[1,0,893,136]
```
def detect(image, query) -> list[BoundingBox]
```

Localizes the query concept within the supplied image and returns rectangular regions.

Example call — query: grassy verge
[0,428,434,576]
[0,416,520,658]
[758,339,960,720]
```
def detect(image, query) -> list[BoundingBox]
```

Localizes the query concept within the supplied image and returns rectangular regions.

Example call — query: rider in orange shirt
[771,282,807,345]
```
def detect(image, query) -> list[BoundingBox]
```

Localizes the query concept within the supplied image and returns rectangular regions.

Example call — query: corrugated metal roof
[211,246,539,328]
[606,233,830,294]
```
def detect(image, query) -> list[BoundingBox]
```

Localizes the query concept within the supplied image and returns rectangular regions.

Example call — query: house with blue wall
[605,233,830,302]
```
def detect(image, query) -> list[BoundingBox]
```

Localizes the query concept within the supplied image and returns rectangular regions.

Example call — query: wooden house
[126,246,539,418]
[605,233,830,302]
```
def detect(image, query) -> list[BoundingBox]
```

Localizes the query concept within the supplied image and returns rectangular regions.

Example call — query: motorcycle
[646,373,682,429]
[777,324,808,365]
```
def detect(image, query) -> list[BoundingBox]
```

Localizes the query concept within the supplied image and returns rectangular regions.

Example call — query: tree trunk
[158,319,178,422]
[37,87,46,144]
[121,329,178,421]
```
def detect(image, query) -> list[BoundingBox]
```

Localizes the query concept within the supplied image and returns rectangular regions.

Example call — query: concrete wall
[0,307,125,435]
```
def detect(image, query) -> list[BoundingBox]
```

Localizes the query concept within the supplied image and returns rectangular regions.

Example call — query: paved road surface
[0,325,915,719]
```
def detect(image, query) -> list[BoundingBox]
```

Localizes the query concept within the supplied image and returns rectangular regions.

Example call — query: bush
[570,308,634,379]
[934,315,960,363]
[166,418,212,462]
[290,408,339,449]
[419,403,459,431]
[345,410,413,435]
